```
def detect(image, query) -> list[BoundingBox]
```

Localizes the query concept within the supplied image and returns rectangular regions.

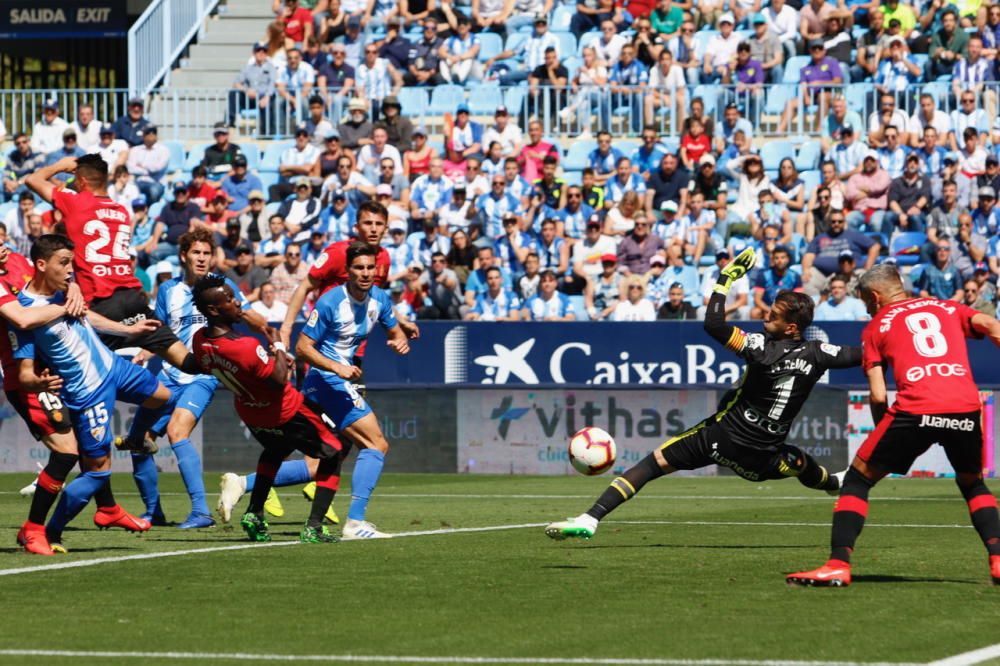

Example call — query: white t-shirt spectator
[251,298,289,322]
[908,109,952,138]
[572,235,618,277]
[482,123,523,156]
[31,116,69,154]
[69,120,104,151]
[89,139,130,171]
[280,143,321,173]
[612,298,656,321]
[649,62,685,89]
[594,34,628,68]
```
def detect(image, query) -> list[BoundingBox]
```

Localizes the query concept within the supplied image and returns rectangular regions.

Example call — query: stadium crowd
[3,0,1000,322]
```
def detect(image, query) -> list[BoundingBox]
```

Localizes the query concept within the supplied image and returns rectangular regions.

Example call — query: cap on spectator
[348,98,367,112]
[99,124,114,136]
[719,12,734,24]
[808,38,825,49]
[838,250,855,262]
[331,42,346,53]
[906,152,921,164]
[325,129,340,141]
[751,11,767,23]
[979,185,996,199]
[534,12,548,24]
[248,189,265,201]
[408,260,424,271]
[226,218,242,229]
[382,95,401,109]
[236,245,253,255]
[128,96,144,107]
[886,35,904,47]
[62,128,76,139]
[332,189,347,200]
[661,200,678,213]
[294,126,310,137]
[390,281,405,293]
[943,151,959,164]
[413,126,428,137]
[212,122,229,135]
[154,261,175,276]
[173,180,188,192]
[716,250,731,261]
[698,154,715,167]
[650,255,667,266]
[233,155,248,168]
[975,261,989,273]
[142,125,158,135]
[453,177,467,191]
[456,103,470,114]
[376,183,393,196]
[43,98,59,111]
[586,218,601,229]
[988,155,999,167]
[495,105,508,116]
[132,195,148,209]
[863,150,878,161]
[294,176,311,187]
[253,41,268,52]
[841,124,854,134]
[600,253,617,263]
[389,220,407,232]
[347,15,362,29]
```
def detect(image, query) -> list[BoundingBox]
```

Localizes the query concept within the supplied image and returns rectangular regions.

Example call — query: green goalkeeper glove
[714,247,757,295]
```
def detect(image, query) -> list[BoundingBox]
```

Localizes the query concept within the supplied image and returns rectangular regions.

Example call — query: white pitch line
[0,649,918,665]
[613,520,973,530]
[925,643,1000,666]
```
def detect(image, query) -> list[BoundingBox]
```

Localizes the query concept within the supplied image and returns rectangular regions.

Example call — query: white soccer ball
[568,427,617,476]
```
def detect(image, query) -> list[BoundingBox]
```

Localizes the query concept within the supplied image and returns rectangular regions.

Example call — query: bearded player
[787,264,1000,587]
[192,274,345,543]
[546,248,862,541]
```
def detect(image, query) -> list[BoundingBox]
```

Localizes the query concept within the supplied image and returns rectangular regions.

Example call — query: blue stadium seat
[617,139,640,157]
[692,85,718,115]
[568,295,588,320]
[782,56,810,84]
[164,140,186,173]
[240,143,261,171]
[563,56,581,80]
[869,232,890,255]
[0,202,15,219]
[577,32,601,55]
[800,169,820,193]
[183,145,206,171]
[429,85,466,115]
[890,231,926,266]
[564,139,597,170]
[554,31,576,57]
[148,200,165,221]
[260,140,293,172]
[908,263,926,293]
[693,30,717,56]
[563,169,582,186]
[760,140,795,171]
[922,81,950,105]
[504,87,527,116]
[469,85,504,114]
[795,140,821,172]
[551,5,575,31]
[397,87,429,117]
[764,84,795,115]
[504,32,528,57]
[661,138,679,155]
[844,83,871,115]
[478,33,503,61]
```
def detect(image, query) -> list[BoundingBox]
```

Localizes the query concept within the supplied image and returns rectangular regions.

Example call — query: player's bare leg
[19,430,78,556]
[339,413,392,540]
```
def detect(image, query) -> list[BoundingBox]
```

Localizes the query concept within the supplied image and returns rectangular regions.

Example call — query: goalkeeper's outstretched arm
[703,247,756,349]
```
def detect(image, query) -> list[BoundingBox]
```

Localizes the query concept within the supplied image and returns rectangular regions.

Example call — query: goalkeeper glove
[714,247,757,295]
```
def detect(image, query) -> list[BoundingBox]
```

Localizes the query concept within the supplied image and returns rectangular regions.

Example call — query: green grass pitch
[0,473,999,666]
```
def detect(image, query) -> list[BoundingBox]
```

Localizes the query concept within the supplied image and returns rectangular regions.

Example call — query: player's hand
[51,156,80,174]
[131,349,152,366]
[31,369,63,393]
[387,337,410,355]
[126,319,162,336]
[263,326,280,345]
[64,282,86,318]
[399,319,420,339]
[333,362,362,380]
[715,247,756,294]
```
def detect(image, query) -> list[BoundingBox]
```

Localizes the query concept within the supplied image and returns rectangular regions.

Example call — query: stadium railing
[128,0,222,97]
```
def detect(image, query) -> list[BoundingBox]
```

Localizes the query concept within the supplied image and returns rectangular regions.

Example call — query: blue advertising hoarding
[0,1,127,39]
[357,321,1000,389]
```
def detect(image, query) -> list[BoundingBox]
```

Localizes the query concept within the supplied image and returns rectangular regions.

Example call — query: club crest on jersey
[313,252,329,269]
[90,426,105,441]
[746,333,765,350]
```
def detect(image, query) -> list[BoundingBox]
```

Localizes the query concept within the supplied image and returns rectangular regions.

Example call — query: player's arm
[85,309,162,337]
[819,344,864,369]
[25,156,79,203]
[0,300,69,330]
[866,364,888,425]
[280,271,320,348]
[17,358,63,394]
[262,326,291,387]
[385,324,411,355]
[241,308,270,337]
[704,247,755,349]
[971,312,1000,347]
[295,330,362,380]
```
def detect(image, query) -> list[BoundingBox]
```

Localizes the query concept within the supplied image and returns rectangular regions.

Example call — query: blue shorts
[301,369,371,430]
[147,375,219,437]
[72,355,161,458]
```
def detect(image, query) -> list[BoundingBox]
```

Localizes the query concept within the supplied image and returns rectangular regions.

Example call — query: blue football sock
[245,459,311,491]
[348,449,385,522]
[130,452,160,516]
[172,439,209,517]
[47,470,111,537]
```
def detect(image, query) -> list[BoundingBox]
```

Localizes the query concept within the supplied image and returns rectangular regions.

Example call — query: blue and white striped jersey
[302,284,398,367]
[13,287,115,409]
[155,275,250,385]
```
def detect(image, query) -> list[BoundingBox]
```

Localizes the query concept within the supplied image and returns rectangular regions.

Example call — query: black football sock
[586,453,665,521]
[94,479,116,509]
[796,453,838,492]
[307,457,342,528]
[248,452,284,515]
[28,452,78,525]
[830,467,875,564]
[958,479,1000,557]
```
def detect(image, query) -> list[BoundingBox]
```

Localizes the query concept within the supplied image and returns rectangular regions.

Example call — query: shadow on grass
[0,546,138,554]
[579,543,818,550]
[541,564,588,569]
[852,574,980,585]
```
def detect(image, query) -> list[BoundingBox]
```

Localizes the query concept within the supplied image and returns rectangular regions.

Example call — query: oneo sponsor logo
[905,362,967,383]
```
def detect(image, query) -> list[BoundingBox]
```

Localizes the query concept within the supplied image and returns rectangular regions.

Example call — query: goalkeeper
[546,248,863,541]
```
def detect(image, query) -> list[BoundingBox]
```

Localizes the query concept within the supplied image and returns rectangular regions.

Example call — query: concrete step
[182,57,247,72]
[203,16,270,32]
[199,30,269,45]
[189,43,257,62]
[218,6,275,18]
[169,70,239,88]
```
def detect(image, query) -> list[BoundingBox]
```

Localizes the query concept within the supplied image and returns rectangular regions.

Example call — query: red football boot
[990,555,1000,585]
[786,559,852,587]
[16,522,54,556]
[94,505,151,533]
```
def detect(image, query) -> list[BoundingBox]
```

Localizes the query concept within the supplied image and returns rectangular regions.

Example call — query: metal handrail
[128,0,220,97]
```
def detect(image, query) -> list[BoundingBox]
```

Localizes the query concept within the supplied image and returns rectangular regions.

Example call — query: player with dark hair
[14,235,172,552]
[546,248,863,540]
[192,274,345,543]
[121,228,268,529]
[787,264,1000,587]
[295,241,412,539]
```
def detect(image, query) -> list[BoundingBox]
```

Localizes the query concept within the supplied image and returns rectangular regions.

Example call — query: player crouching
[192,275,344,543]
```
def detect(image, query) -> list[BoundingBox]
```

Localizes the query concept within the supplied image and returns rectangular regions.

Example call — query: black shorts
[659,417,802,483]
[857,409,983,475]
[90,287,180,354]
[248,399,343,460]
[6,389,71,440]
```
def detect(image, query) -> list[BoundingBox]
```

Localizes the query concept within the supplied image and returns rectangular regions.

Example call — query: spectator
[2,191,37,245]
[953,37,997,120]
[643,50,685,129]
[727,153,770,229]
[466,266,522,320]
[822,13,852,64]
[445,229,476,283]
[679,117,711,171]
[373,156,411,207]
[618,214,665,275]
[724,42,764,121]
[464,244,513,307]
[303,35,328,71]
[202,124,244,181]
[517,120,559,183]
[277,178,322,234]
[485,13,559,86]
[868,92,911,147]
[831,125,866,181]
[302,96,335,147]
[800,211,880,295]
[68,104,102,152]
[530,155,566,212]
[317,43,355,113]
[357,124,404,181]
[612,277,656,320]
[971,185,998,236]
[957,126,988,206]
[658,243,700,306]
[656,280,698,319]
[919,240,965,300]
[646,152,689,217]
[281,0,314,47]
[276,47,316,132]
[337,98,373,151]
[609,43,648,134]
[877,124,908,178]
[632,16,665,69]
[129,198,155,258]
[821,95,864,155]
[111,97,152,147]
[908,93,952,150]
[572,218,616,275]
[216,218,248,270]
[451,105,485,163]
[778,39,843,134]
[701,13,740,83]
[411,252,460,320]
[335,16,364,69]
[438,181,475,234]
[437,15,482,84]
[588,131,623,186]
[522,270,574,320]
[604,191,642,242]
[583,253,622,319]
[527,47,569,124]
[263,20,289,68]
[477,172,522,237]
[108,166,141,215]
[411,157,453,225]
[667,19,702,86]
[271,127,321,201]
[750,244,800,318]
[257,214,292,267]
[571,0,614,36]
[204,194,240,232]
[885,153,931,234]
[630,128,667,184]
[188,165,219,208]
[376,95,414,154]
[321,188,357,240]
[772,158,806,223]
[826,250,865,295]
[151,182,203,263]
[747,12,784,85]
[481,106,523,161]
[45,129,86,179]
[493,211,535,276]
[403,19,444,87]
[404,126,436,181]
[269,242,310,307]
[357,41,404,113]
[229,42,277,130]
[699,250,748,318]
[581,167,606,210]
[874,36,921,97]
[715,103,754,156]
[225,246,269,301]
[925,179,968,257]
[4,133,43,200]
[31,98,69,154]
[845,152,891,231]
[238,190,271,245]
[89,125,130,173]
[814,273,869,320]
[763,0,799,62]
[125,126,169,205]
[376,18,412,70]
[963,278,996,316]
[251,282,290,322]
[928,9,968,79]
[605,157,646,208]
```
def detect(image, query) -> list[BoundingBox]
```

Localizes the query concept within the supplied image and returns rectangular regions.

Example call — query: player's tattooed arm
[866,365,889,425]
[295,330,362,380]
[17,359,63,394]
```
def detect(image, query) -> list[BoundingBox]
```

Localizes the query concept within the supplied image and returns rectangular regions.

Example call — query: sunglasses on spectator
[830,217,845,223]
[628,285,643,290]
[568,194,581,199]
[286,251,301,257]
[365,48,378,54]
[432,258,446,264]
[764,236,778,241]
[962,98,976,103]
[818,194,830,200]
[938,246,951,251]
[634,222,648,226]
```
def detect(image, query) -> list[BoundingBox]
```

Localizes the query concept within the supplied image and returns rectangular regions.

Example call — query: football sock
[958,479,1000,556]
[28,451,78,525]
[93,478,117,509]
[587,453,665,521]
[47,470,111,537]
[793,452,838,492]
[245,458,312,491]
[128,405,163,444]
[248,454,283,514]
[830,467,875,564]
[171,439,210,517]
[308,458,342,528]
[348,448,385,522]
[131,453,160,516]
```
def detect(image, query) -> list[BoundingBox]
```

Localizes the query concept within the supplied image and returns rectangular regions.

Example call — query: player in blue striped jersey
[296,241,411,539]
[122,229,268,529]
[14,235,174,551]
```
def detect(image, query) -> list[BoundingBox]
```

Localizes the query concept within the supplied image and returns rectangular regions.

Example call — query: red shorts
[5,389,72,441]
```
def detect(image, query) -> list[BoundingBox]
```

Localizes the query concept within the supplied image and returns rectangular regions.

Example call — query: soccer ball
[568,427,616,476]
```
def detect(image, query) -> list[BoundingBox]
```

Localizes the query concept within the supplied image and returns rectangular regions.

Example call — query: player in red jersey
[192,274,345,544]
[787,264,1000,587]
[25,155,198,368]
